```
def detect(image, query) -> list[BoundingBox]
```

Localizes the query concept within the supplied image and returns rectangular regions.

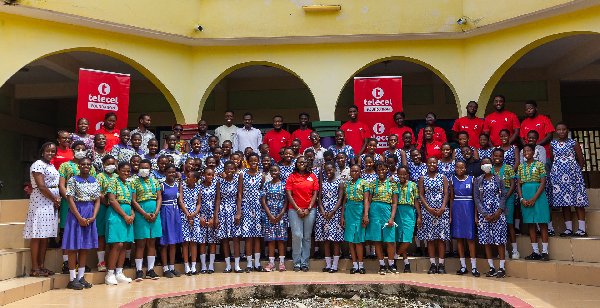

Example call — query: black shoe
[486,268,497,277]
[245,267,253,273]
[123,258,131,269]
[223,268,232,273]
[84,265,91,273]
[456,267,468,275]
[536,229,541,235]
[234,268,244,273]
[146,269,160,280]
[437,264,446,274]
[359,268,366,274]
[207,269,214,274]
[574,229,588,237]
[48,238,60,248]
[163,270,175,278]
[404,264,411,273]
[171,269,182,277]
[66,280,84,290]
[186,271,193,276]
[472,268,481,277]
[293,266,301,272]
[497,268,506,278]
[191,271,199,276]
[349,268,357,274]
[301,266,309,272]
[255,266,265,272]
[322,267,331,272]
[424,249,429,257]
[286,251,293,259]
[378,265,386,275]
[514,228,521,235]
[135,270,144,281]
[548,230,556,236]
[560,229,573,237]
[388,264,398,274]
[453,251,460,258]
[61,261,69,275]
[540,253,550,261]
[414,248,423,257]
[525,252,541,260]
[200,270,207,274]
[427,263,437,274]
[328,268,338,273]
[79,277,92,288]
[444,251,451,258]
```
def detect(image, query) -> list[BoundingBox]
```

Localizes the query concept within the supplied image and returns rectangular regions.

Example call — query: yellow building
[1,0,600,198]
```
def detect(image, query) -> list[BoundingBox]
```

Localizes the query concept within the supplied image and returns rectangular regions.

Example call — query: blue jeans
[288,208,316,268]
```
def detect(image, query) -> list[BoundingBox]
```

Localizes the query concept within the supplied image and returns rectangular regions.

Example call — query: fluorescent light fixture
[302,5,341,12]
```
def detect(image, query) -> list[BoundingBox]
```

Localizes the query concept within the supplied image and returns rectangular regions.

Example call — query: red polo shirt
[285,172,319,209]
[520,114,554,156]
[483,110,520,147]
[50,147,73,171]
[291,128,313,153]
[452,117,484,148]
[340,121,372,157]
[96,127,120,152]
[263,129,292,160]
[388,126,416,145]
[417,126,447,145]
[416,140,443,160]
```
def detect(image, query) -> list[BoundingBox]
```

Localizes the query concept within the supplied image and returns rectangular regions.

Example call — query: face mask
[74,150,87,159]
[104,165,116,173]
[481,164,493,174]
[139,169,150,178]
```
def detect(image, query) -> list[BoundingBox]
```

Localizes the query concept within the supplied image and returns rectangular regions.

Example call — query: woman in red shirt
[285,156,319,272]
[417,125,443,160]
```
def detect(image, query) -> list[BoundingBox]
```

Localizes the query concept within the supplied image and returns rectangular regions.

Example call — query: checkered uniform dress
[240,170,263,238]
[314,178,344,242]
[551,139,588,207]
[217,174,241,239]
[477,178,507,245]
[360,153,381,169]
[408,161,428,183]
[327,145,355,163]
[199,181,219,243]
[437,160,456,180]
[181,185,201,242]
[279,164,294,185]
[416,173,450,241]
[384,149,404,169]
[262,181,289,241]
[477,148,494,160]
[360,172,378,183]
[455,146,474,162]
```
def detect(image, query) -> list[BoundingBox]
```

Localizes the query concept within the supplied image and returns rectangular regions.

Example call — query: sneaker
[67,280,84,290]
[456,267,468,275]
[265,263,276,272]
[135,270,144,282]
[278,263,287,272]
[404,264,411,273]
[378,265,386,275]
[444,251,451,258]
[574,229,588,237]
[105,274,118,285]
[171,270,182,277]
[97,261,107,272]
[359,268,366,274]
[485,268,497,277]
[472,268,481,277]
[79,277,92,289]
[525,252,541,260]
[387,264,398,274]
[61,261,69,275]
[85,265,91,273]
[540,253,550,261]
[427,263,437,274]
[146,269,160,280]
[293,266,301,272]
[207,269,214,274]
[164,270,175,278]
[191,271,199,276]
[514,228,521,235]
[123,258,131,269]
[349,268,357,274]
[548,229,555,236]
[560,229,573,237]
[116,273,132,283]
[301,266,309,272]
[496,268,506,278]
[511,251,520,260]
[437,264,446,274]
[313,250,323,259]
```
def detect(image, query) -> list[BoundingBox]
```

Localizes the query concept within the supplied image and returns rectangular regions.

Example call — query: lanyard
[117,179,131,201]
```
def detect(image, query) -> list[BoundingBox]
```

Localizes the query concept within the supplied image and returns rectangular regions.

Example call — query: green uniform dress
[58,161,96,228]
[365,178,398,243]
[96,172,117,236]
[132,176,162,240]
[518,161,550,224]
[105,178,135,243]
[492,164,516,224]
[395,181,418,243]
[343,179,369,243]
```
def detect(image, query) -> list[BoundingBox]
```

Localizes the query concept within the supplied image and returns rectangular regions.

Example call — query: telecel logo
[364,87,392,112]
[373,123,385,135]
[372,87,384,99]
[88,82,119,111]
[98,83,110,95]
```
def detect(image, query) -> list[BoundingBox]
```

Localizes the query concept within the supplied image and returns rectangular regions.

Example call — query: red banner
[354,76,403,153]
[76,69,130,134]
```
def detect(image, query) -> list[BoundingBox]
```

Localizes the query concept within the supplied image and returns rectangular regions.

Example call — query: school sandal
[560,229,573,237]
[41,268,55,276]
[573,229,588,237]
[30,269,47,277]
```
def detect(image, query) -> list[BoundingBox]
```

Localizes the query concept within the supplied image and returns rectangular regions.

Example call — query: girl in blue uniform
[110,129,135,164]
[474,157,508,278]
[150,156,169,184]
[144,139,160,171]
[181,171,201,276]
[450,161,479,276]
[217,161,242,273]
[239,153,265,272]
[198,168,219,274]
[341,164,369,274]
[394,165,421,273]
[159,164,185,278]
[498,129,520,172]
[262,165,289,272]
[316,162,344,273]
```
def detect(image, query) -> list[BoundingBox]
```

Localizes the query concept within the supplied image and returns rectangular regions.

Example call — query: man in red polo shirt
[291,113,313,153]
[483,95,520,147]
[520,100,554,158]
[453,101,484,148]
[340,105,372,157]
[263,115,292,160]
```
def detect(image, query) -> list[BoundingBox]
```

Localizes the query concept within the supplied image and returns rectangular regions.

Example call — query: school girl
[341,164,369,274]
[498,129,520,172]
[438,143,456,179]
[451,161,479,276]
[336,152,352,183]
[279,147,295,184]
[261,154,273,182]
[130,159,162,281]
[291,139,302,160]
[328,129,356,165]
[150,156,169,184]
[360,154,378,183]
[158,164,185,277]
[110,129,135,164]
[454,131,478,161]
[181,171,201,275]
[217,161,243,273]
[366,161,399,275]
[386,154,400,183]
[130,133,146,157]
[62,158,101,290]
[517,144,550,261]
[417,156,450,274]
[261,165,289,272]
[104,162,135,285]
[95,155,117,272]
[162,124,189,153]
[383,134,403,169]
[198,168,219,274]
[358,138,382,169]
[406,148,428,182]
[212,147,225,174]
[551,122,589,237]
[474,157,508,278]
[159,134,184,169]
[144,139,160,171]
[462,146,483,178]
[315,162,344,273]
[491,148,519,259]
[394,165,421,273]
[182,137,206,163]
[239,153,265,272]
[477,133,493,160]
[400,131,415,164]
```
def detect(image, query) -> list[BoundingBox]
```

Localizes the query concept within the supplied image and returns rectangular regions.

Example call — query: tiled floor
[6,271,600,308]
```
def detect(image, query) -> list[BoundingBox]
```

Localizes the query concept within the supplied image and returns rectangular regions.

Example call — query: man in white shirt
[129,113,155,153]
[214,110,238,146]
[232,113,262,153]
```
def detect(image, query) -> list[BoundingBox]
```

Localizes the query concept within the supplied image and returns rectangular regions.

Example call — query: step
[546,210,600,236]
[0,200,28,224]
[588,188,600,210]
[0,276,52,306]
[0,224,29,250]
[515,235,600,263]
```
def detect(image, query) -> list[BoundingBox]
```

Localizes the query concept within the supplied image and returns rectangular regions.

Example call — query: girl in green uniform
[394,165,421,273]
[341,164,369,274]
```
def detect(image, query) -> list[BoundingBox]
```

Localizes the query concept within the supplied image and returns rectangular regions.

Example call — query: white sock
[209,254,215,271]
[333,256,340,270]
[548,221,554,231]
[439,258,445,265]
[184,263,190,273]
[430,258,435,264]
[325,257,332,268]
[511,243,518,253]
[191,262,196,272]
[500,260,505,270]
[565,221,573,231]
[394,254,399,260]
[200,254,207,270]
[135,259,143,271]
[532,243,540,254]
[460,258,466,268]
[168,264,174,271]
[147,256,155,270]
[163,265,169,272]
[379,259,385,266]
[579,220,586,232]
[269,257,275,265]
[116,267,123,275]
[78,267,85,280]
[515,219,520,229]
[359,262,364,269]
[542,242,549,254]
[235,257,241,270]
[69,269,76,281]
[471,258,477,269]
[246,256,252,268]
[488,259,494,268]
[279,256,285,264]
[353,262,358,270]
[404,259,410,265]
[108,269,114,276]
[371,246,376,255]
[63,255,68,262]
[387,258,394,266]
[125,250,131,259]
[254,253,261,267]
[97,251,105,263]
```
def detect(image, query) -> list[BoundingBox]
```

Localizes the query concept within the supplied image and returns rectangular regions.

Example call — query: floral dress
[408,161,428,183]
[360,153,381,169]
[360,172,378,183]
[144,154,159,171]
[181,184,201,242]
[262,181,289,241]
[279,164,294,184]
[314,179,343,242]
[199,181,219,243]
[240,170,263,238]
[92,150,109,173]
[417,173,450,241]
[477,148,494,160]
[110,143,136,164]
[217,175,240,239]
[551,139,588,207]
[500,145,517,167]
[477,178,507,245]
[158,148,183,169]
[23,160,60,239]
[437,160,456,180]
[455,146,474,162]
[327,144,355,163]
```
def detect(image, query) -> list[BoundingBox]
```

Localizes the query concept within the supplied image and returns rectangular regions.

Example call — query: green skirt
[106,203,134,244]
[504,187,515,224]
[521,182,550,224]
[395,204,416,243]
[133,200,162,240]
[95,202,108,236]
[343,200,365,243]
[365,201,395,243]
[60,198,68,229]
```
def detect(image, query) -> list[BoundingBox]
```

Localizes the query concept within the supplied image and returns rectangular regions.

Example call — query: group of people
[22,95,589,290]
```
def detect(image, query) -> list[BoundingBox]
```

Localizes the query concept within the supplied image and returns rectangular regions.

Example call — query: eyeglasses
[59,136,72,140]
[426,117,435,121]
[173,128,183,132]
[296,161,307,165]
